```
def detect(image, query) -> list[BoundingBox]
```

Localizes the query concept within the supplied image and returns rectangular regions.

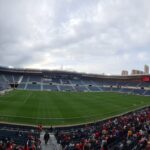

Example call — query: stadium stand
[26,84,41,90]
[145,90,150,96]
[4,74,14,83]
[0,74,10,91]
[43,84,58,91]
[51,78,61,84]
[132,89,146,95]
[61,79,70,85]
[55,107,150,150]
[17,83,26,89]
[0,67,150,150]
[125,82,139,87]
[102,87,112,92]
[88,85,100,92]
[111,88,120,92]
[59,85,74,92]
[1,107,150,150]
[119,88,133,94]
[0,124,41,150]
[70,79,83,86]
[82,80,93,86]
[29,76,42,82]
[74,86,89,92]
[21,76,29,82]
[13,74,22,83]
[0,66,150,95]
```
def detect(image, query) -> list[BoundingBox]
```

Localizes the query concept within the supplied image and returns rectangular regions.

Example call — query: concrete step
[40,131,62,150]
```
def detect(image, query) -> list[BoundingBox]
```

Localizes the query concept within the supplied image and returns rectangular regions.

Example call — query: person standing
[44,131,50,145]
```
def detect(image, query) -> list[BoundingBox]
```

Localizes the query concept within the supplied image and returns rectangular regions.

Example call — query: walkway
[40,131,62,150]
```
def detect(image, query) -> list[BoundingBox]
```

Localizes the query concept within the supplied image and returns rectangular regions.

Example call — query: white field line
[23,92,31,103]
[0,104,149,121]
[0,99,12,102]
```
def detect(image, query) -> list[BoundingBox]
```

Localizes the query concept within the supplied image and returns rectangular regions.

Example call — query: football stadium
[0,66,150,149]
[0,66,150,126]
[1,0,150,150]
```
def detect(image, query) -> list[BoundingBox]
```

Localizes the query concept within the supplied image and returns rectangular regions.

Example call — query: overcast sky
[0,0,150,75]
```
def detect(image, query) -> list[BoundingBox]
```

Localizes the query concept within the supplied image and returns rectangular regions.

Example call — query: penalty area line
[23,92,32,103]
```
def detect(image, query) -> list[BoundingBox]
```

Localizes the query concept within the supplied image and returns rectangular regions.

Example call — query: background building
[131,69,144,75]
[121,70,128,76]
[144,65,149,74]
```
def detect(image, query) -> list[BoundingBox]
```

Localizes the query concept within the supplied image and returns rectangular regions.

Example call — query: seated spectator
[55,107,150,150]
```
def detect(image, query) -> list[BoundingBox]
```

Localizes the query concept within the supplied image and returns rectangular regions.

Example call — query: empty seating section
[43,84,51,90]
[51,78,61,84]
[120,88,133,94]
[102,87,112,91]
[0,84,5,91]
[42,79,51,84]
[61,79,70,84]
[49,85,58,91]
[42,78,61,84]
[88,86,100,91]
[22,76,29,82]
[116,81,127,86]
[70,79,83,85]
[145,90,150,96]
[11,75,150,95]
[94,81,104,86]
[29,76,41,82]
[90,80,101,86]
[82,80,93,85]
[126,82,139,87]
[140,82,150,87]
[59,85,74,91]
[0,72,150,95]
[0,75,5,82]
[75,86,88,92]
[13,75,21,83]
[133,89,145,95]
[111,88,120,92]
[0,75,10,90]
[103,81,117,86]
[26,84,41,90]
[0,83,10,90]
[4,74,13,83]
[17,83,26,89]
[43,85,58,91]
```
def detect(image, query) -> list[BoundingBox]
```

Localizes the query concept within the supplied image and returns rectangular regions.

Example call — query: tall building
[144,65,149,74]
[131,70,144,75]
[121,70,128,76]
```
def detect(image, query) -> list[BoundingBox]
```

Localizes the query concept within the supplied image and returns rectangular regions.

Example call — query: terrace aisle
[40,131,62,150]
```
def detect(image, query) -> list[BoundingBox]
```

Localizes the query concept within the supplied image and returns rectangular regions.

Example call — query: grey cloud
[0,0,150,74]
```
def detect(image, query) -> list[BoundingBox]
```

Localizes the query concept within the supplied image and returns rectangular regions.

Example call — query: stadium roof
[0,66,150,80]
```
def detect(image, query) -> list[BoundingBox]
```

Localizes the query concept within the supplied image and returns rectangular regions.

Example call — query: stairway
[40,131,62,150]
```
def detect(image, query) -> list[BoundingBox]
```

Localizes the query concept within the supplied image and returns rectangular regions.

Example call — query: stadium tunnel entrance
[10,83,18,89]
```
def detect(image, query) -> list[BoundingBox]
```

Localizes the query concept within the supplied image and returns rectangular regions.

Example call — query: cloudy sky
[0,0,150,75]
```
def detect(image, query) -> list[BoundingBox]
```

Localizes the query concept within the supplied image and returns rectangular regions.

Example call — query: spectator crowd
[0,128,41,150]
[55,107,150,150]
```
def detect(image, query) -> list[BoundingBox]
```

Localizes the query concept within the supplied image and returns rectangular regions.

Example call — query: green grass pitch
[0,90,150,126]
